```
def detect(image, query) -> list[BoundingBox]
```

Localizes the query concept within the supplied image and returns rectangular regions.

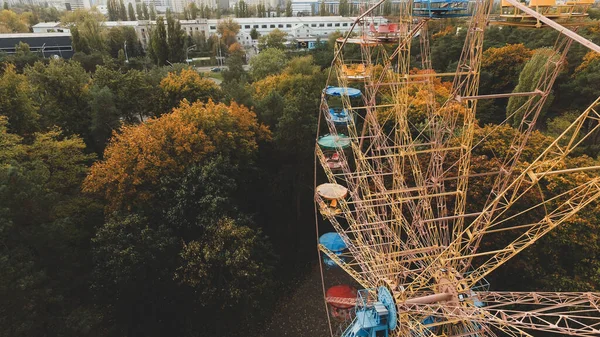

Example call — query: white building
[97,16,386,48]
[32,22,71,33]
[207,16,388,39]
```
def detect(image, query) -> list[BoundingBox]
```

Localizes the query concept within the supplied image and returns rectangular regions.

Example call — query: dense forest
[1,7,600,337]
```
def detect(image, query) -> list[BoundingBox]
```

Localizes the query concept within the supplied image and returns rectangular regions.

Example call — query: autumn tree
[0,63,39,135]
[478,43,533,125]
[83,100,269,212]
[0,9,29,33]
[481,43,533,93]
[217,17,240,47]
[159,68,222,111]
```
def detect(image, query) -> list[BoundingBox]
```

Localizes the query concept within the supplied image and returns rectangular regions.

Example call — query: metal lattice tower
[315,0,600,335]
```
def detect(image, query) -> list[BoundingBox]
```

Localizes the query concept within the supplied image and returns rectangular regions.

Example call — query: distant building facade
[0,33,74,58]
[29,16,386,51]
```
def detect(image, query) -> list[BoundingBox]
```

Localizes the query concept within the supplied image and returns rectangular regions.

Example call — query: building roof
[32,22,63,28]
[207,16,380,24]
[103,21,139,27]
[0,32,71,39]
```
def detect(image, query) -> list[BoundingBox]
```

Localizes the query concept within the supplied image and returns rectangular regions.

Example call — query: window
[195,27,199,30]
[311,23,316,27]
[254,24,259,28]
[327,23,332,27]
[286,24,291,28]
[262,24,267,28]
[335,23,340,27]
[319,23,324,27]
[245,25,250,29]
[277,24,282,28]
[210,25,216,30]
[270,24,275,28]
[141,28,145,32]
[342,23,348,26]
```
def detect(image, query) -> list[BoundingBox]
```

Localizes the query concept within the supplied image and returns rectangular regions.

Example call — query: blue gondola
[325,86,362,98]
[320,232,347,267]
[329,108,353,125]
[413,0,471,18]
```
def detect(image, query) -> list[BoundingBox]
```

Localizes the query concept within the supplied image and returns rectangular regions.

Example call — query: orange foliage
[574,51,600,74]
[482,43,532,69]
[160,68,221,109]
[83,100,270,211]
[432,25,454,39]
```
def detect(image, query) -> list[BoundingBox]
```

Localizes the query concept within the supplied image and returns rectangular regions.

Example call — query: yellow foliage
[84,100,270,212]
[432,25,454,39]
[574,51,600,74]
[160,68,221,109]
[482,43,533,69]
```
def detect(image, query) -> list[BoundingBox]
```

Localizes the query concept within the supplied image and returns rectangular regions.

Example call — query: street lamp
[124,41,129,63]
[186,44,197,64]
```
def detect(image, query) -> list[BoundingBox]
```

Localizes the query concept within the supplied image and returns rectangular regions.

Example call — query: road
[195,65,250,73]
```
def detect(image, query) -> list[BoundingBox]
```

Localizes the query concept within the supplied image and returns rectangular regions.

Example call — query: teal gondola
[317,134,352,150]
[413,0,471,18]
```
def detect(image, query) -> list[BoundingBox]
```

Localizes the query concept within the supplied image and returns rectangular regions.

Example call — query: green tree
[285,0,292,16]
[64,10,105,54]
[258,28,287,49]
[0,64,39,135]
[223,45,247,83]
[149,16,169,65]
[250,26,259,40]
[319,0,326,15]
[119,0,127,20]
[249,47,288,80]
[107,0,119,20]
[383,0,392,15]
[166,12,185,62]
[25,59,92,141]
[150,4,156,20]
[189,2,198,18]
[339,0,348,16]
[142,2,150,19]
[0,122,101,337]
[136,3,142,18]
[2,2,7,10]
[127,2,136,20]
[89,85,120,153]
[507,48,560,128]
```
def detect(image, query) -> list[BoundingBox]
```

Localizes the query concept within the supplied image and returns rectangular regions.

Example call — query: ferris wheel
[314,0,600,335]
